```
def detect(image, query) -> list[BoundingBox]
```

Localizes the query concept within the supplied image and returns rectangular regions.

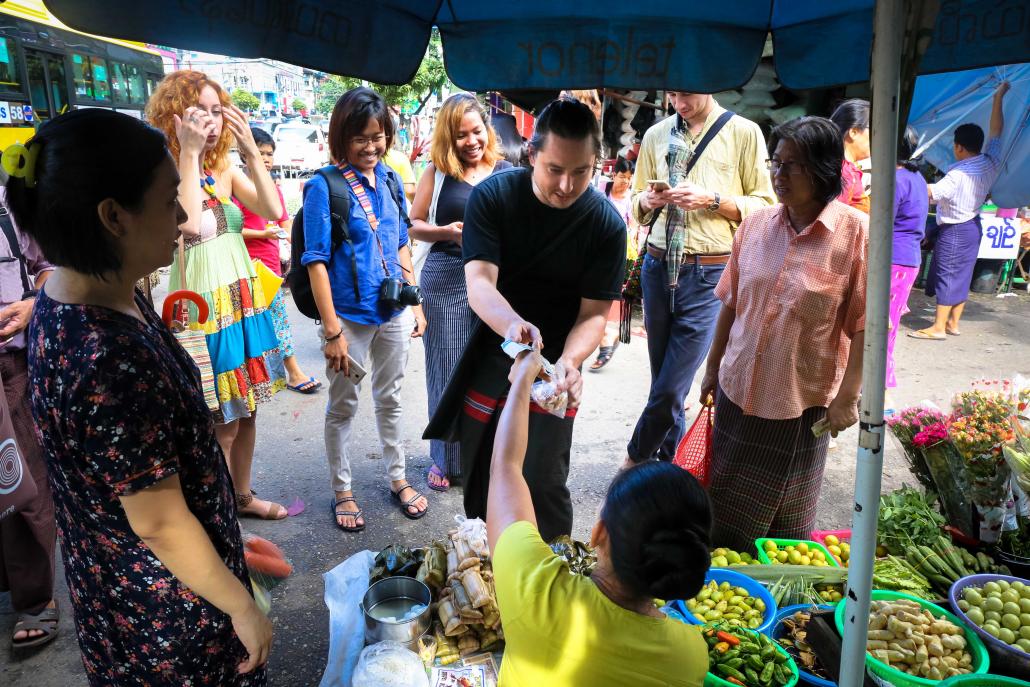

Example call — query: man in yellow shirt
[626,92,774,466]
[488,349,712,687]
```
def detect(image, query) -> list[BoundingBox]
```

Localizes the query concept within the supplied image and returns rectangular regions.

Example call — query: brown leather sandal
[236,491,288,520]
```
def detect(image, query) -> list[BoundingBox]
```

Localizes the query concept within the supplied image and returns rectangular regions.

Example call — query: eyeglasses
[351,134,386,148]
[766,158,807,176]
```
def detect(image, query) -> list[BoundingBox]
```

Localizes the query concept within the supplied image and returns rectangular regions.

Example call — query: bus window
[71,53,111,102]
[119,63,145,104]
[0,38,22,91]
[111,62,127,102]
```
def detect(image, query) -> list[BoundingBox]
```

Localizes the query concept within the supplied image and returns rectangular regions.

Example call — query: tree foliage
[231,88,261,112]
[291,98,307,112]
[314,29,449,115]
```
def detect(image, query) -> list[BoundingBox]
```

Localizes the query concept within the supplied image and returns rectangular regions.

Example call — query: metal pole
[839,0,905,685]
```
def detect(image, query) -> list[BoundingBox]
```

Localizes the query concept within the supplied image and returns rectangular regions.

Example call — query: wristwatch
[707,192,721,212]
[21,289,38,301]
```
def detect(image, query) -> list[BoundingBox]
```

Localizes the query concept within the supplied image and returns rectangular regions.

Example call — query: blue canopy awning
[46,0,1030,92]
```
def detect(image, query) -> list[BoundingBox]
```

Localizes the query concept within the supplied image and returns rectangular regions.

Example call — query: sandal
[391,483,428,520]
[287,376,323,394]
[330,496,365,532]
[427,464,450,492]
[907,329,946,340]
[12,604,59,650]
[237,492,288,520]
[590,347,613,371]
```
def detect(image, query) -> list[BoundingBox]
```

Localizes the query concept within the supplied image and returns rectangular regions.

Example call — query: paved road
[2,281,1028,686]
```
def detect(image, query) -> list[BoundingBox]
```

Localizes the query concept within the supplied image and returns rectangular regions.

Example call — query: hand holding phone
[648,179,671,192]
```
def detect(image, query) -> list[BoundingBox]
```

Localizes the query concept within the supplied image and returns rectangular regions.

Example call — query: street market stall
[41,2,1030,686]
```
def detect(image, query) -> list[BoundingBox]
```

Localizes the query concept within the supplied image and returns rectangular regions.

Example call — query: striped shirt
[929,137,1002,225]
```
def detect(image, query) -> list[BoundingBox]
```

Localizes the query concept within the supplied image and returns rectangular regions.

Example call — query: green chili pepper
[760,661,775,685]
[716,664,748,682]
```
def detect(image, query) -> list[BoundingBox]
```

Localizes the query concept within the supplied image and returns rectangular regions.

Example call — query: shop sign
[977,217,1021,260]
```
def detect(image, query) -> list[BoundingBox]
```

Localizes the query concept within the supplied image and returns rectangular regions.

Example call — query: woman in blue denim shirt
[301,87,428,532]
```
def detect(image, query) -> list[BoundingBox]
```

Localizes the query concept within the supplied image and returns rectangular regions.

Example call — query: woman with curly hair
[147,71,288,520]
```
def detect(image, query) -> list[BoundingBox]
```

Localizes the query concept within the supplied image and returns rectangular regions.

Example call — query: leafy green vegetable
[877,486,946,555]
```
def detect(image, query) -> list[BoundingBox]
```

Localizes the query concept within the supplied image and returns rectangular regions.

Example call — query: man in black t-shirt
[426,99,626,539]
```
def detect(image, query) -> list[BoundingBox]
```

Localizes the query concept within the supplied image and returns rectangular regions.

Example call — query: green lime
[966,608,985,626]
[985,596,1005,613]
[1004,602,1022,616]
[1021,625,1030,641]
[763,540,778,552]
[964,588,983,606]
[986,611,1003,624]
[1003,589,1021,605]
[1018,639,1030,653]
[1000,627,1017,645]
[985,582,1002,595]
[1002,613,1021,631]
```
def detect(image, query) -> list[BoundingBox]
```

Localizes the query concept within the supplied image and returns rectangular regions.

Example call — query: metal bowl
[361,576,432,649]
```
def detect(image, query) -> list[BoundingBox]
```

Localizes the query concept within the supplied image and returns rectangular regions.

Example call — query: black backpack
[288,166,410,320]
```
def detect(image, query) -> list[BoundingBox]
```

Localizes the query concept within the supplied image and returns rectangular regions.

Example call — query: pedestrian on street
[148,71,289,520]
[624,92,774,466]
[590,157,638,372]
[486,348,712,686]
[886,128,929,391]
[0,191,57,650]
[408,93,510,492]
[911,81,1010,340]
[14,109,271,686]
[829,98,871,214]
[237,126,322,395]
[425,98,627,541]
[301,87,428,532]
[700,116,868,552]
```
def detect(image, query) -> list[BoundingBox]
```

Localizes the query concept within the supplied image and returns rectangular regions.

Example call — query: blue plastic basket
[673,567,777,635]
[949,574,1030,679]
[772,604,837,687]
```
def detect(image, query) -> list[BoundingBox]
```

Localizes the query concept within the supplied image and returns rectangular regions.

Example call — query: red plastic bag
[673,404,713,486]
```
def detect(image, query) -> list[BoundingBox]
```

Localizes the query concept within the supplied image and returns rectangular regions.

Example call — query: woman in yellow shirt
[487,350,712,687]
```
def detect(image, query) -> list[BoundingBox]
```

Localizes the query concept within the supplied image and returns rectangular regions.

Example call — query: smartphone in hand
[648,179,671,192]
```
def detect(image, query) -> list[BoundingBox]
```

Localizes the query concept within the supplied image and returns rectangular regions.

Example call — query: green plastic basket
[756,538,841,568]
[940,676,1030,687]
[833,590,990,686]
[703,626,800,687]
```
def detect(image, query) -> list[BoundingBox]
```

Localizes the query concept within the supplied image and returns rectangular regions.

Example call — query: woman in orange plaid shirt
[699,117,868,551]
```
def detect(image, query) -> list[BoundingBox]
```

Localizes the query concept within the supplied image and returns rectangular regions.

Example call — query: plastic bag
[318,549,376,687]
[531,361,569,418]
[453,515,490,559]
[352,641,428,687]
[673,404,713,487]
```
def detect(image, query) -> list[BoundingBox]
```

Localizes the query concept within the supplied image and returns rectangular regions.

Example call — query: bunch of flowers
[950,387,1018,543]
[887,406,951,493]
[949,389,1015,461]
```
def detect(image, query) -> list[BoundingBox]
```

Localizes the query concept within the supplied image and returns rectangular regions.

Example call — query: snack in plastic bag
[531,361,568,418]
[352,641,429,687]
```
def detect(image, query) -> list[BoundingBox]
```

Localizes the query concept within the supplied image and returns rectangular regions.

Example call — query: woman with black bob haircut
[487,350,712,686]
[9,109,271,685]
[302,86,428,531]
[700,116,868,550]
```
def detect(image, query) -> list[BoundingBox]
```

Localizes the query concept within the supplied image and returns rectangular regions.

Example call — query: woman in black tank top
[409,94,510,491]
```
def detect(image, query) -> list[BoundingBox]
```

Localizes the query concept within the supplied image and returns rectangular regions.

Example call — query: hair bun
[641,526,711,600]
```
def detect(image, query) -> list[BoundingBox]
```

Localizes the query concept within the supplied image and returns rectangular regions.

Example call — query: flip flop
[426,464,450,492]
[391,484,428,520]
[330,496,365,532]
[237,492,288,520]
[946,329,961,336]
[590,346,614,371]
[287,377,322,394]
[907,330,946,340]
[12,605,59,650]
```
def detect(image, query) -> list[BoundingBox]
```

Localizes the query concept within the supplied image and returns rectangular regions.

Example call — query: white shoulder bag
[412,169,446,280]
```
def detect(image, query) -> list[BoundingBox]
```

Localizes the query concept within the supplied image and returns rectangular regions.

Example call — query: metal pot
[361,576,432,649]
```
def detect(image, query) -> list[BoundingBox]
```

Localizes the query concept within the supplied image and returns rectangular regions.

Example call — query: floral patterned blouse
[27,289,264,686]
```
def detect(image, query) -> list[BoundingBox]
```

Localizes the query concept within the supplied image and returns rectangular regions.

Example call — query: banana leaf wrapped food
[416,540,447,591]
[549,535,597,576]
[370,544,423,583]
[460,567,492,608]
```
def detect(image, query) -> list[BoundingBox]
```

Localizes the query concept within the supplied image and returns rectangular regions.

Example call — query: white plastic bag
[318,549,376,687]
[352,641,428,687]
[531,360,569,418]
[454,515,490,559]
